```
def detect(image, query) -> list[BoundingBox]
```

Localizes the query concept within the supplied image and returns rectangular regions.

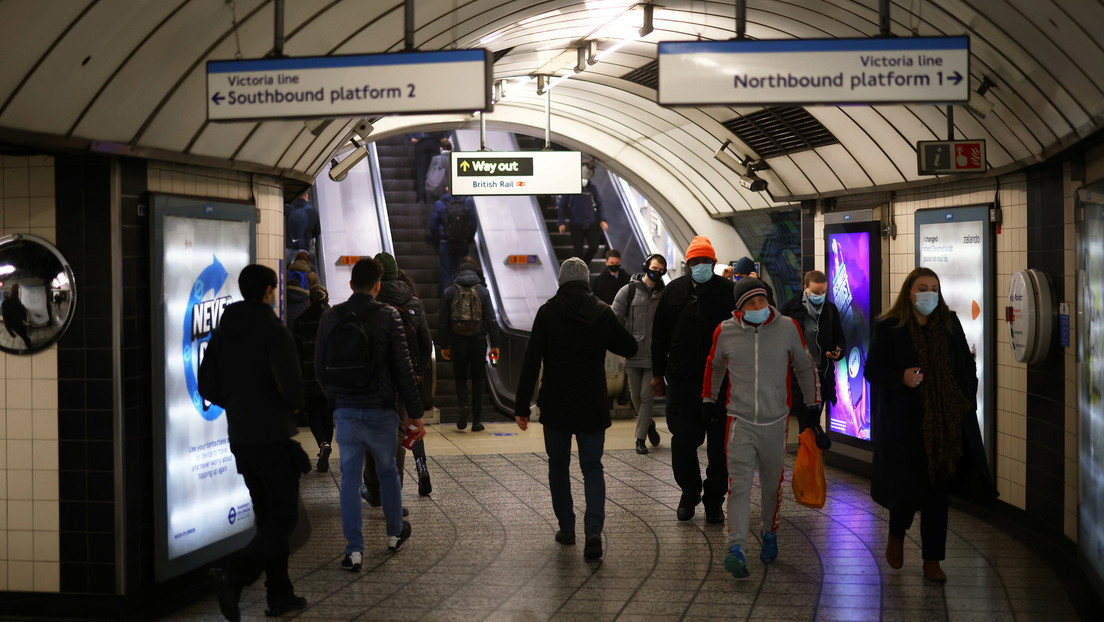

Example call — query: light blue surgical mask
[690,263,714,284]
[914,290,939,316]
[744,307,770,324]
[808,292,826,305]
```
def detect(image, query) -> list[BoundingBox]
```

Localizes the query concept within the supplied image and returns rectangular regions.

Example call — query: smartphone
[753,261,761,275]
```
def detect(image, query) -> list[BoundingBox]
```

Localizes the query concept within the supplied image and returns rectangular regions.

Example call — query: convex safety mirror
[0,234,77,355]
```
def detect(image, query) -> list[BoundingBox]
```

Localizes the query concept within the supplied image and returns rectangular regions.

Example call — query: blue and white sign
[207,50,493,121]
[658,37,969,106]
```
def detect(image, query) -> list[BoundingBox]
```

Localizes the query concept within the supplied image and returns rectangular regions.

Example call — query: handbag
[792,428,827,508]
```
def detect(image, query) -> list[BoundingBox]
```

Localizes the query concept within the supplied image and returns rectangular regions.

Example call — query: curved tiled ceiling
[1,0,1102,220]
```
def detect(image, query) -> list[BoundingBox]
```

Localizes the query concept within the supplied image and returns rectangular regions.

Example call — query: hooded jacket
[313,292,423,415]
[611,273,663,368]
[439,264,501,349]
[198,300,302,446]
[514,281,637,432]
[377,278,432,378]
[702,306,820,426]
[650,272,736,383]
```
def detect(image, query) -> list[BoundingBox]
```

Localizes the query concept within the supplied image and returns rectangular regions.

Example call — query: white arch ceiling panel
[795,144,870,192]
[140,70,211,152]
[0,1,85,116]
[768,153,826,198]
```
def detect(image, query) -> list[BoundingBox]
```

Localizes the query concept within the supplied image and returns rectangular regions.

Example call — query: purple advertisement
[826,230,873,440]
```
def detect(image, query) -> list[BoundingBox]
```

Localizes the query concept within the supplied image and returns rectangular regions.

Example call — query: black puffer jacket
[514,281,637,432]
[314,292,423,416]
[439,264,501,349]
[198,300,302,446]
[650,273,735,384]
[377,279,432,379]
[292,301,328,398]
[779,292,846,407]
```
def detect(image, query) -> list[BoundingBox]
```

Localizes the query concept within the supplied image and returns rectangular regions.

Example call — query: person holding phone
[731,257,775,306]
[779,270,846,432]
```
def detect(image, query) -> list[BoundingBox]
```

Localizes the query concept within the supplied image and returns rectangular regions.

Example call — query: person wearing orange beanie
[650,235,735,523]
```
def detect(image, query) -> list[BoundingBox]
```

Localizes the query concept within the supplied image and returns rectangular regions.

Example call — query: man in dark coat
[650,236,735,523]
[439,258,501,431]
[778,269,845,431]
[285,191,320,253]
[428,190,478,294]
[292,284,332,471]
[591,248,630,305]
[514,257,637,561]
[198,264,307,621]
[557,174,607,265]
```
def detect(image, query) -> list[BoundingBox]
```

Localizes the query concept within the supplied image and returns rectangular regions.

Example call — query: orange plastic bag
[792,428,826,508]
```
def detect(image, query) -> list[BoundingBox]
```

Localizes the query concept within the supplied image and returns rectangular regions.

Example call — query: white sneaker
[388,521,412,552]
[341,551,362,572]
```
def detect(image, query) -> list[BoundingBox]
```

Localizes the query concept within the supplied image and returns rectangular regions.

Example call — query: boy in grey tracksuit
[702,278,821,578]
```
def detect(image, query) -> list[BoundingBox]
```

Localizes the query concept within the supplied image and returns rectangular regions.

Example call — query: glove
[800,404,823,433]
[700,401,723,426]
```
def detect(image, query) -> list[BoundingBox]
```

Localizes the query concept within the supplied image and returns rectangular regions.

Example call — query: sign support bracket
[404,0,415,51]
[946,105,954,140]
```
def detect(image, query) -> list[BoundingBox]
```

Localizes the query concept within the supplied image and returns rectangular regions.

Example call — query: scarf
[909,316,970,484]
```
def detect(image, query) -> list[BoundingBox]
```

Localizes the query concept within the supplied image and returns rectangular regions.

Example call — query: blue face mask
[743,307,770,324]
[690,263,714,284]
[913,290,939,316]
[808,292,826,305]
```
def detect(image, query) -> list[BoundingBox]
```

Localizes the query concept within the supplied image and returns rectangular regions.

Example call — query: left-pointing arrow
[211,92,225,105]
[947,71,963,86]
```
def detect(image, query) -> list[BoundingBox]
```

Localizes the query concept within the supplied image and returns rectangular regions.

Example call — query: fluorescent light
[520,10,561,25]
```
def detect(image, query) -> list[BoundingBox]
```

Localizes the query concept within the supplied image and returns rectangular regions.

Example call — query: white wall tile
[8,529,33,560]
[30,379,57,410]
[3,168,29,197]
[31,409,57,441]
[32,531,59,561]
[32,500,57,531]
[6,378,32,409]
[29,349,56,379]
[7,560,32,591]
[32,470,57,501]
[5,355,31,379]
[7,498,32,530]
[33,561,58,592]
[6,440,32,474]
[6,409,31,439]
[31,440,57,471]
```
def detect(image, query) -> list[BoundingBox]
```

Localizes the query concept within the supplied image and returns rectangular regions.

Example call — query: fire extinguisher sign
[917,139,987,175]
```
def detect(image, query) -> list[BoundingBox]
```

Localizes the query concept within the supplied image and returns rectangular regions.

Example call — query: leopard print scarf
[909,316,970,483]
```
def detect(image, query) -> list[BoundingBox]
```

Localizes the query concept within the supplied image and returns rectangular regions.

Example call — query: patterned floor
[167,420,1088,621]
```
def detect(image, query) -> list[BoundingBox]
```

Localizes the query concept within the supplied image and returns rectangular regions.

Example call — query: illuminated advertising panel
[914,206,993,459]
[1076,186,1104,595]
[152,195,257,580]
[823,219,881,444]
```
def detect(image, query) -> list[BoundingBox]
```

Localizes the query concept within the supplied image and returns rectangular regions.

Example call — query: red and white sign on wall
[917,139,986,175]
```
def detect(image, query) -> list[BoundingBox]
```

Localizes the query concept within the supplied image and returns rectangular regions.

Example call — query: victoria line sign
[658,37,970,106]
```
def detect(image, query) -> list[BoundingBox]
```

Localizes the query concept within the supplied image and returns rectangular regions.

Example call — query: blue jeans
[544,428,606,536]
[336,407,402,552]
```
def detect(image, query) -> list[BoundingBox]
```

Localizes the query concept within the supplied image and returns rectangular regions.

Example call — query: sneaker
[457,406,470,430]
[388,520,412,552]
[264,594,307,617]
[583,533,603,560]
[341,551,362,572]
[760,531,778,563]
[635,439,649,454]
[724,545,750,578]
[316,443,331,473]
[361,484,381,507]
[555,530,576,545]
[208,567,242,622]
[415,457,432,496]
[647,423,660,446]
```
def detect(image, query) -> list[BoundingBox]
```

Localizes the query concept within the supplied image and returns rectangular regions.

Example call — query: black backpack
[445,197,473,249]
[322,304,382,390]
[450,285,483,336]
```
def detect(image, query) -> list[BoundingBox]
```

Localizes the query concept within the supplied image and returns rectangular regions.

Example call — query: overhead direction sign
[206,50,492,121]
[451,151,582,196]
[917,140,986,175]
[658,36,969,106]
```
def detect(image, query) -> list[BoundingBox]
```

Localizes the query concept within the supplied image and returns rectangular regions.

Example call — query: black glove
[701,401,723,426]
[799,404,822,434]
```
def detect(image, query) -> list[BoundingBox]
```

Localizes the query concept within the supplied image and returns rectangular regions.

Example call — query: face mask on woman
[913,290,939,316]
[690,263,714,284]
[807,292,826,305]
[743,307,770,324]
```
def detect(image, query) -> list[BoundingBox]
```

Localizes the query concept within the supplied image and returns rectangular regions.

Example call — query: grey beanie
[558,257,591,286]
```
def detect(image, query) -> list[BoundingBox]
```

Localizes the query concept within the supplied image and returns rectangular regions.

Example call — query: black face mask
[607,264,621,273]
[646,269,665,282]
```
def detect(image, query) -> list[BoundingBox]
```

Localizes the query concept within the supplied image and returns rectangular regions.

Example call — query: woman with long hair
[865,267,994,583]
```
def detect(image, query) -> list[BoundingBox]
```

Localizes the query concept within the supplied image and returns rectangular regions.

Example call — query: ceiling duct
[722,107,839,159]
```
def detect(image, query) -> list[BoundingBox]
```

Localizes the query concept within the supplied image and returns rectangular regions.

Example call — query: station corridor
[166,419,1085,622]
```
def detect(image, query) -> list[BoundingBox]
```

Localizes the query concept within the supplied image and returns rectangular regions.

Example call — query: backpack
[445,197,473,248]
[288,270,309,290]
[322,304,382,390]
[450,285,483,336]
[425,153,450,197]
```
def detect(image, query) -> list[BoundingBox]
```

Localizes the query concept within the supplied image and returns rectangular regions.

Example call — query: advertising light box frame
[823,216,882,449]
[914,204,994,463]
[151,195,257,581]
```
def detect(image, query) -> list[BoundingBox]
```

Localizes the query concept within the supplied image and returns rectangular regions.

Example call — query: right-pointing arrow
[947,71,963,86]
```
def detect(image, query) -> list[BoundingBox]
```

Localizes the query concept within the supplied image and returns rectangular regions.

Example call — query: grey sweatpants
[626,366,655,441]
[726,415,788,548]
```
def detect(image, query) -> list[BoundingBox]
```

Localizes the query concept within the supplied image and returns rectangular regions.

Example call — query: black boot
[415,456,432,496]
[471,415,485,432]
[456,399,470,430]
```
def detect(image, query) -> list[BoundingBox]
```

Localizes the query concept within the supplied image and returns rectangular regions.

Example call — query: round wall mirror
[0,234,77,355]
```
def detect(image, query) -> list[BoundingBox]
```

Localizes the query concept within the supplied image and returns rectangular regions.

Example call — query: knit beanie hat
[733,256,756,275]
[733,277,768,310]
[309,284,329,304]
[558,257,591,286]
[685,236,717,262]
[374,252,399,281]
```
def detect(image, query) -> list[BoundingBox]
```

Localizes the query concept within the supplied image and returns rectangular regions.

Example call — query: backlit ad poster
[824,219,880,443]
[915,206,993,458]
[1077,187,1104,595]
[152,195,257,580]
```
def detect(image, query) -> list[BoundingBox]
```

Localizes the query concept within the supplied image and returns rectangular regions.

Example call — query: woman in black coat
[865,267,995,583]
[514,258,637,561]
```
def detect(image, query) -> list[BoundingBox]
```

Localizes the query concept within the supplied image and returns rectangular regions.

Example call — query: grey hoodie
[702,306,820,425]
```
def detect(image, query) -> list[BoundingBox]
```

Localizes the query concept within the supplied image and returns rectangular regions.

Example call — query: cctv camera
[355,121,374,139]
[739,174,767,192]
[328,145,369,182]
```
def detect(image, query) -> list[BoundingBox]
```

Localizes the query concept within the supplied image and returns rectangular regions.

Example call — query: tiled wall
[1,155,59,592]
